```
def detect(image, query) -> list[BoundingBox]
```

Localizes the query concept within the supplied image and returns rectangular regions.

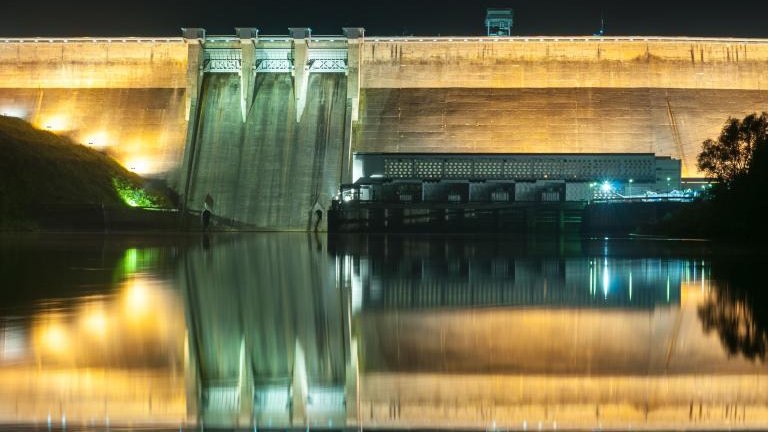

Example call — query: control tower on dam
[3,30,768,230]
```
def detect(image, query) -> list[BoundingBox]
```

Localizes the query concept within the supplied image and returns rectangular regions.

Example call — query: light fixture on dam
[124,157,152,175]
[1,107,26,118]
[83,131,109,148]
[42,116,68,132]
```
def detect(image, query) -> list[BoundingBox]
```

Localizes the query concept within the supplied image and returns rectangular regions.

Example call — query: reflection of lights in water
[40,324,68,353]
[82,308,107,337]
[122,248,139,275]
[602,257,610,299]
[43,116,68,132]
[122,279,159,325]
[125,281,149,311]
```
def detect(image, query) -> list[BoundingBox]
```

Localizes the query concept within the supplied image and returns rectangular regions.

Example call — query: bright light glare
[41,324,68,353]
[125,281,149,312]
[124,158,151,175]
[43,116,68,131]
[84,131,109,148]
[83,309,108,336]
[1,107,26,118]
[343,194,353,202]
[600,181,613,193]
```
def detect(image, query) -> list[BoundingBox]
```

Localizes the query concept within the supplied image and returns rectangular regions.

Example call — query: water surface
[1,233,767,430]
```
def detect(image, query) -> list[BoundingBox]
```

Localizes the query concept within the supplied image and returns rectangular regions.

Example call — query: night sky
[3,0,768,38]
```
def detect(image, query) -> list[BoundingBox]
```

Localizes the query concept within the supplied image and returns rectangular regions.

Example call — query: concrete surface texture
[3,37,768,227]
[0,40,189,180]
[356,39,768,177]
[185,73,347,230]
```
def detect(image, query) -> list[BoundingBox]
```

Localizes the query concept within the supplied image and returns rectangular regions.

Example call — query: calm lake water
[1,233,767,431]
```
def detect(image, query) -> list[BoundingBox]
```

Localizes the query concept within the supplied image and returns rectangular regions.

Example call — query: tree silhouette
[698,260,768,361]
[697,113,768,184]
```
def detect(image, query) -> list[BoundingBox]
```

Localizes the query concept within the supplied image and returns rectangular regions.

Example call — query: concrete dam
[3,29,768,229]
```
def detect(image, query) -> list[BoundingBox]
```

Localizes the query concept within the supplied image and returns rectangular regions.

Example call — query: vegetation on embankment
[650,112,768,240]
[0,115,171,229]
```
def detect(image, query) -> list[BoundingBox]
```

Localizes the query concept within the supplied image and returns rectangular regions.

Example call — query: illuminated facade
[350,152,681,202]
[3,30,768,227]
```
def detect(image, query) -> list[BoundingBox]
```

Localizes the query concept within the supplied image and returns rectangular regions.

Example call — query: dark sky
[3,0,768,38]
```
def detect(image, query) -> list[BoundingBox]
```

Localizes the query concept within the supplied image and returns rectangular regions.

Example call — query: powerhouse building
[349,152,681,203]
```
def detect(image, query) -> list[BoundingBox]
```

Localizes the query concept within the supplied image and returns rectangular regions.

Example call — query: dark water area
[1,233,768,430]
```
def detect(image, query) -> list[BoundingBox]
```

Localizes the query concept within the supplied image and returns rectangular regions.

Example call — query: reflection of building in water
[332,236,768,430]
[181,234,353,429]
[338,236,683,311]
[357,256,682,310]
[5,236,768,431]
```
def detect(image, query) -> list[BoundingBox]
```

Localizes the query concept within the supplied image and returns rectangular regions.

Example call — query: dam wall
[0,39,189,179]
[178,31,357,230]
[4,33,768,228]
[356,38,768,177]
[184,72,348,229]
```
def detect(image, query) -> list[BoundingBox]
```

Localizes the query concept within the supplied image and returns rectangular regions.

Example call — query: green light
[114,247,161,280]
[122,248,138,274]
[112,177,159,208]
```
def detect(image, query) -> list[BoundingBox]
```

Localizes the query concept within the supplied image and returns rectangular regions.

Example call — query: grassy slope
[0,115,153,225]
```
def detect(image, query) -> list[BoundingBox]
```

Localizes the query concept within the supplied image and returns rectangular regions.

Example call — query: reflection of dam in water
[177,235,768,430]
[7,235,768,430]
[181,235,350,427]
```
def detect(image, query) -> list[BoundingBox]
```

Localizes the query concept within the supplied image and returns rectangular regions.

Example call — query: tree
[697,113,768,184]
[698,259,768,361]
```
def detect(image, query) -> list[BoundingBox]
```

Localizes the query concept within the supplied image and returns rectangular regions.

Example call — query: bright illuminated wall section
[0,40,189,178]
[356,38,768,177]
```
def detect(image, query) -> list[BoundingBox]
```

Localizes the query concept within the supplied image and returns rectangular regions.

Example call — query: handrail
[0,37,184,43]
[3,35,768,44]
[365,35,768,44]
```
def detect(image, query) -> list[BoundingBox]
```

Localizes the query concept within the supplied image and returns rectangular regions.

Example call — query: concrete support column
[182,28,205,122]
[236,28,258,123]
[342,27,364,184]
[289,28,311,122]
[180,28,206,215]
[237,336,254,427]
[339,255,359,426]
[290,339,308,426]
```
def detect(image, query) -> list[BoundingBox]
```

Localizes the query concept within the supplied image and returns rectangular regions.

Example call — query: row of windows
[383,158,655,180]
[369,279,668,308]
